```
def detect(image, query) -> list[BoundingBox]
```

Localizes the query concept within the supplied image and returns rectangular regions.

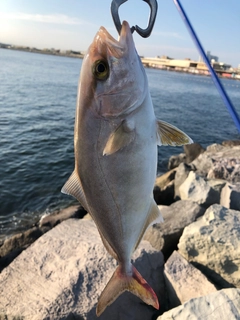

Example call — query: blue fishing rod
[173,0,240,133]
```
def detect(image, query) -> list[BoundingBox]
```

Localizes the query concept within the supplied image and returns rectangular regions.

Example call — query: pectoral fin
[61,170,89,212]
[157,120,193,146]
[103,119,135,156]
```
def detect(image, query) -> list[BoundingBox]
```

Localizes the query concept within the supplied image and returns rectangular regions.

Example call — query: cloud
[0,12,88,26]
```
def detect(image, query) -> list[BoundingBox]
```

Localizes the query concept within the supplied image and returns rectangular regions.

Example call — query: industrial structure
[141,55,238,78]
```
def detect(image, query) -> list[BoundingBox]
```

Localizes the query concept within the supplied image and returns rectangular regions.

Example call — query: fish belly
[76,101,157,263]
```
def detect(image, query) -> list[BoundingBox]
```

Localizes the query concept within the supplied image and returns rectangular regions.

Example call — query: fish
[62,20,192,316]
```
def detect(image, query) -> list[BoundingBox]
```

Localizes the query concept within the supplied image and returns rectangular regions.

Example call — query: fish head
[79,21,147,119]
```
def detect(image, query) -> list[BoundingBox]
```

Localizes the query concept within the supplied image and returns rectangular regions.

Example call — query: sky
[0,0,240,67]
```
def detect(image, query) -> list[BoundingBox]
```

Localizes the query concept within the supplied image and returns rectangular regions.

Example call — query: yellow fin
[96,264,159,316]
[134,200,163,251]
[103,119,135,156]
[61,170,89,211]
[157,120,193,146]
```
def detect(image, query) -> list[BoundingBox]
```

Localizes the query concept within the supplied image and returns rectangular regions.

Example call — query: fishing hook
[111,0,158,38]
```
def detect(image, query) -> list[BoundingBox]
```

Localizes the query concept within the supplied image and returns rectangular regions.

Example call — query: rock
[157,288,240,320]
[179,171,220,207]
[144,200,205,260]
[154,169,176,205]
[168,153,186,170]
[208,178,226,194]
[191,153,213,177]
[0,227,45,272]
[222,140,240,147]
[39,205,87,228]
[183,142,205,163]
[178,204,240,288]
[192,145,240,182]
[206,143,225,153]
[221,183,240,211]
[154,181,175,205]
[155,169,176,190]
[174,163,195,199]
[164,251,217,308]
[0,219,166,320]
[207,158,240,182]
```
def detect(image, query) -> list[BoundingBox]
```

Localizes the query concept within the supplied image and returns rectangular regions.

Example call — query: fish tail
[96,264,159,316]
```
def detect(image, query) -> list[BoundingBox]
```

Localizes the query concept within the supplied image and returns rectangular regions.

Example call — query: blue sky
[0,0,240,67]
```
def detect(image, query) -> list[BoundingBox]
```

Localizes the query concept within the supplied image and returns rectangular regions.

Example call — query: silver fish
[62,21,192,316]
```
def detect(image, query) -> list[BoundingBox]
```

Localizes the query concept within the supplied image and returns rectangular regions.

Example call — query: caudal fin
[96,264,159,316]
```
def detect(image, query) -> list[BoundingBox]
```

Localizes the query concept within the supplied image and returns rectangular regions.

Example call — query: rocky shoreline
[0,140,240,319]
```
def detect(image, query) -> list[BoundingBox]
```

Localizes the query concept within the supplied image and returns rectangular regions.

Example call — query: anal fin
[96,264,159,316]
[61,170,89,212]
[134,200,163,251]
[157,120,193,146]
[97,228,119,261]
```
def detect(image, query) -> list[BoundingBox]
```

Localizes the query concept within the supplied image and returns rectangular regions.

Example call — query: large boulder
[0,219,166,320]
[192,145,240,182]
[0,205,87,272]
[144,200,205,260]
[178,204,240,288]
[164,251,217,308]
[220,183,240,211]
[39,205,87,228]
[179,171,221,207]
[168,153,186,170]
[174,162,195,199]
[157,288,240,320]
[154,169,176,205]
[0,226,46,272]
[183,142,205,163]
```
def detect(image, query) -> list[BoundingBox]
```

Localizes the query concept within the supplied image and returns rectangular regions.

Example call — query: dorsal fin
[61,170,89,212]
[157,120,193,146]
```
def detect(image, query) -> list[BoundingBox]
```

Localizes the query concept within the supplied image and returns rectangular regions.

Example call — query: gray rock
[168,153,186,170]
[206,143,225,153]
[154,181,175,205]
[144,200,205,260]
[0,227,45,272]
[179,171,220,207]
[178,204,240,288]
[154,169,176,190]
[174,162,195,199]
[157,288,240,320]
[0,219,166,320]
[164,251,217,308]
[39,205,87,228]
[207,158,240,182]
[221,183,240,211]
[222,140,240,147]
[183,142,205,163]
[154,169,176,205]
[192,145,240,182]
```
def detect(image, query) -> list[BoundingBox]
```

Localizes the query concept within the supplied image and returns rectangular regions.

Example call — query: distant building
[206,51,219,63]
[238,64,240,74]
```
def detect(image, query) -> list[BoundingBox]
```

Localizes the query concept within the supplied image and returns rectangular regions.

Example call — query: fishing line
[173,0,240,133]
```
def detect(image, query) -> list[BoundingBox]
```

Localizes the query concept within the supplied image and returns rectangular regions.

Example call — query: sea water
[0,48,240,239]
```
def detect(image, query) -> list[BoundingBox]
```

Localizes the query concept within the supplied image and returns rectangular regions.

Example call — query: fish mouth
[95,21,133,58]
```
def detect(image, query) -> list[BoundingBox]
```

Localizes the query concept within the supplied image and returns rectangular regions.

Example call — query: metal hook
[111,0,158,38]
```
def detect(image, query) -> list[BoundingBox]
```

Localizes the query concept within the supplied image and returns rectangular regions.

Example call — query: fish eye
[93,60,109,80]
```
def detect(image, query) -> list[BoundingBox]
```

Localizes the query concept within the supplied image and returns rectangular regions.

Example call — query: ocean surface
[1,48,240,240]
